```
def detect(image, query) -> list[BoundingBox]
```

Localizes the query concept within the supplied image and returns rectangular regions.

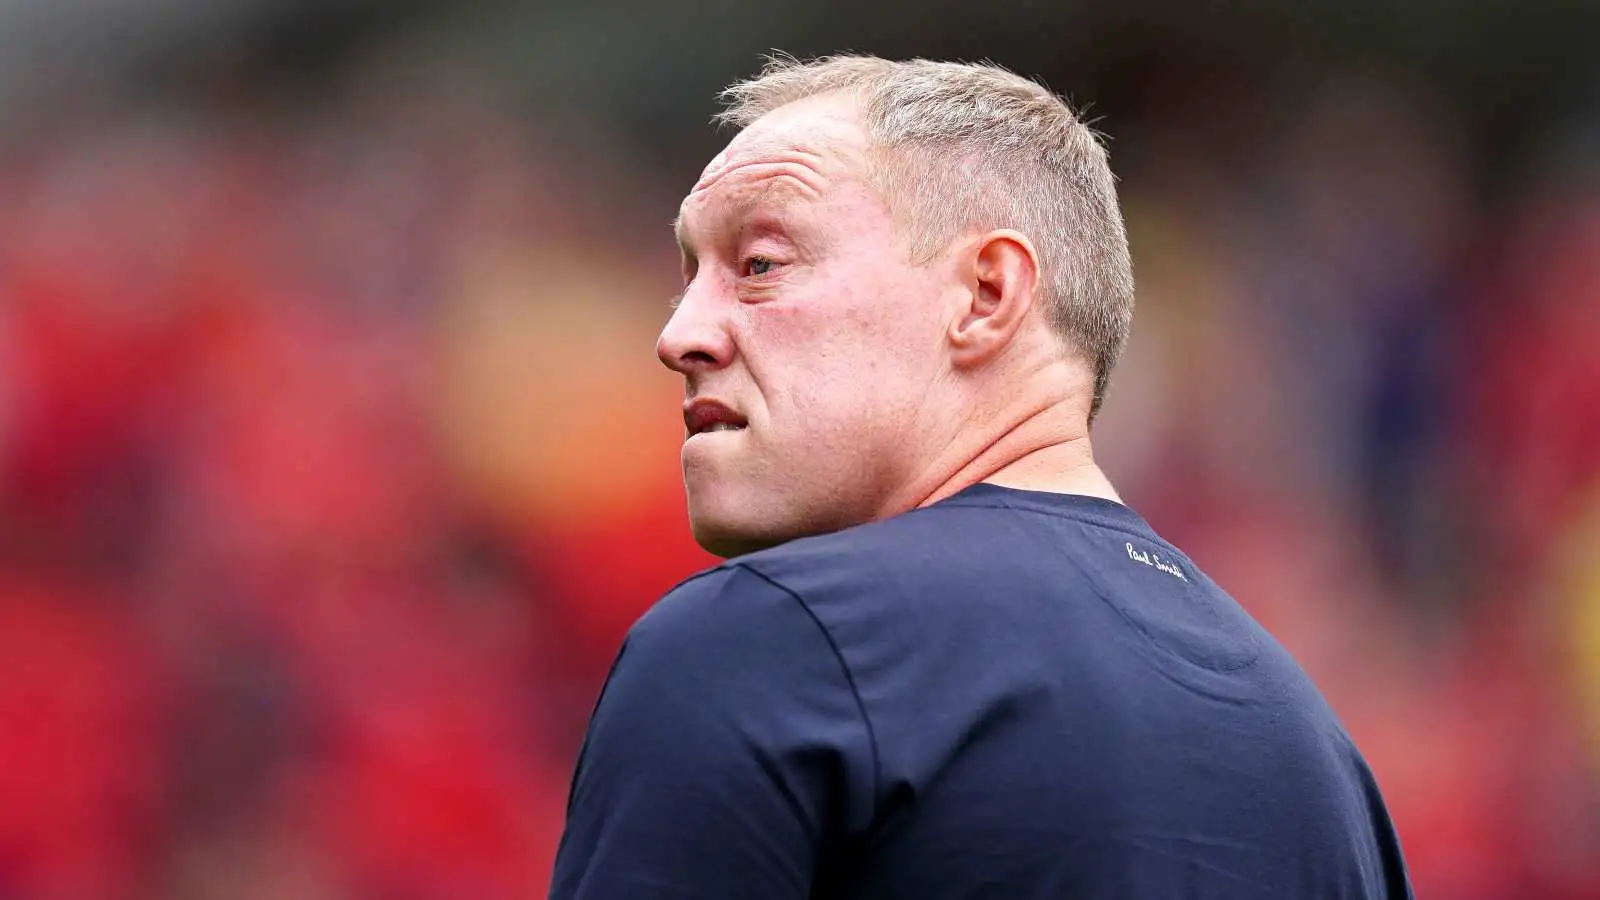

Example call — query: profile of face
[659,94,962,558]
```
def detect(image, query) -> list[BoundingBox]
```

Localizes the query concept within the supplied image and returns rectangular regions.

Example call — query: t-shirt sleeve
[549,564,875,900]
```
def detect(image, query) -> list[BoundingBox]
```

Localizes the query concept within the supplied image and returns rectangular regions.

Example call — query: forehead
[699,94,868,184]
[677,94,872,238]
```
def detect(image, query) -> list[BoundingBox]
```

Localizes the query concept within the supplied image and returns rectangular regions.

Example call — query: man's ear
[948,229,1041,369]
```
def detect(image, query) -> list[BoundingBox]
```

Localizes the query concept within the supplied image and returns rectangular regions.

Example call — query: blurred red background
[0,1,1596,896]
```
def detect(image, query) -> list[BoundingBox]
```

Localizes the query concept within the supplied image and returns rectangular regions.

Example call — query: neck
[894,390,1122,512]
[915,415,1120,509]
[970,434,1121,501]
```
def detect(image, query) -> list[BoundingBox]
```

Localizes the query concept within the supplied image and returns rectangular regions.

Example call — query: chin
[685,487,802,559]
[684,475,881,558]
[690,516,789,560]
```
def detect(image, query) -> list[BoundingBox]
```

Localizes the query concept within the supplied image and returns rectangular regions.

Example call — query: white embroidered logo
[1126,542,1188,581]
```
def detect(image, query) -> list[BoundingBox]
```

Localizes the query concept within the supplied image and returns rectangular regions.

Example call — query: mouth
[684,399,749,439]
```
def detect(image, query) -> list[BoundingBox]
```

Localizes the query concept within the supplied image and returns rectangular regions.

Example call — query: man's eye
[745,257,774,277]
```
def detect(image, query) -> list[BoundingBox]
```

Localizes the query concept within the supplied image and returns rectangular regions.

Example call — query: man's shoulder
[641,509,969,637]
[631,563,795,647]
[611,561,866,734]
[726,505,995,608]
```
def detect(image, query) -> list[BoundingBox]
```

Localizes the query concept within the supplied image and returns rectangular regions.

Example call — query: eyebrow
[673,214,693,261]
[673,179,814,261]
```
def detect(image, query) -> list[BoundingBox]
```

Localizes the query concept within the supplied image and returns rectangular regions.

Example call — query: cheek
[746,282,930,432]
[745,310,856,424]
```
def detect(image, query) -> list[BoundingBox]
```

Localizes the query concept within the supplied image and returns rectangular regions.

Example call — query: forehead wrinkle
[677,160,830,256]
[693,137,832,189]
[690,157,829,206]
[677,103,872,258]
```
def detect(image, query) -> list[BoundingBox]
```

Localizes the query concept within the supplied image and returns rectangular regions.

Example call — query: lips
[683,399,748,437]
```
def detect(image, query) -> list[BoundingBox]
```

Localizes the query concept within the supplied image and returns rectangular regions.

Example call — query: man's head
[660,55,1134,557]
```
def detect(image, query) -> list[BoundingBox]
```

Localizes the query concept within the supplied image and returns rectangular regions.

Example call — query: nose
[656,277,735,375]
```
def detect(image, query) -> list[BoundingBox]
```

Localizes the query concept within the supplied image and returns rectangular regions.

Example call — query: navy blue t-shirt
[550,484,1412,899]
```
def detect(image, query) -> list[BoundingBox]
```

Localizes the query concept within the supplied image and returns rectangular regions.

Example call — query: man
[550,54,1412,898]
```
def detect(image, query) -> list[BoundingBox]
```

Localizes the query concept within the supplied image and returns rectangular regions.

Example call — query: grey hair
[716,54,1134,422]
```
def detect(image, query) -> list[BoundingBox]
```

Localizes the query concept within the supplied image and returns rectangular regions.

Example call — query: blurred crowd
[0,53,1597,899]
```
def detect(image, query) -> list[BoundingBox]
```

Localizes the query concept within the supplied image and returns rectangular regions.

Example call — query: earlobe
[948,230,1040,368]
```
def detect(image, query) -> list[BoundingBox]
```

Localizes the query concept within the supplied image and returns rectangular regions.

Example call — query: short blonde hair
[717,54,1134,421]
